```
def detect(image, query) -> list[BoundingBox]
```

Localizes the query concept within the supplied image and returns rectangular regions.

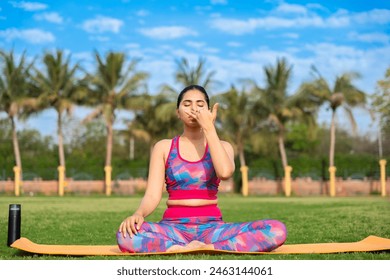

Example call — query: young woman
[117,85,287,253]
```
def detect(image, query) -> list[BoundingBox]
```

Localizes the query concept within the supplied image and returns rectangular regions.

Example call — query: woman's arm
[118,140,168,237]
[190,103,235,180]
[203,127,235,180]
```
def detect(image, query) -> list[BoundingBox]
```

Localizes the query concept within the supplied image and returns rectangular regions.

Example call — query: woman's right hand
[118,213,144,238]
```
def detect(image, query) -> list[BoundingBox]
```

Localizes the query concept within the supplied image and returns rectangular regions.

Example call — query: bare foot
[198,243,214,250]
[166,244,187,252]
[186,241,215,250]
[166,241,214,252]
[186,240,207,249]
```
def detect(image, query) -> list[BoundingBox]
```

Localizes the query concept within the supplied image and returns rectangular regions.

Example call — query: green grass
[1,195,389,260]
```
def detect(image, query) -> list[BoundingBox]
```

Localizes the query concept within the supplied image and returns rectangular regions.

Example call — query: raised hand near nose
[187,103,219,131]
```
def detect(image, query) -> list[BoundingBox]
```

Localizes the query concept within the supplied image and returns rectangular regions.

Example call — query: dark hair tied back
[177,85,210,109]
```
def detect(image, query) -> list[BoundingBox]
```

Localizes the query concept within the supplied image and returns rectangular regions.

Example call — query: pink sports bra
[165,136,220,200]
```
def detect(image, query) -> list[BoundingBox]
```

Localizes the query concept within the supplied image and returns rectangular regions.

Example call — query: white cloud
[325,15,350,27]
[206,55,263,91]
[129,55,177,93]
[294,43,390,96]
[352,9,390,25]
[0,28,55,44]
[9,1,47,11]
[34,12,63,24]
[304,43,364,60]
[275,3,308,15]
[209,7,390,35]
[233,42,390,99]
[209,18,256,34]
[306,3,327,12]
[210,16,329,34]
[247,48,296,68]
[348,32,389,44]
[123,44,176,61]
[138,26,197,40]
[82,16,123,33]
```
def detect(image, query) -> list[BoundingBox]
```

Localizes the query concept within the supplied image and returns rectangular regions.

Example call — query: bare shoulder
[154,139,172,149]
[152,138,173,157]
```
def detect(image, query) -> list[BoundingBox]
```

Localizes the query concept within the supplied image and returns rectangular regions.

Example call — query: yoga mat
[11,235,390,256]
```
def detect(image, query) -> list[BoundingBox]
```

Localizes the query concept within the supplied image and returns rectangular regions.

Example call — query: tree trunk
[10,117,22,172]
[278,133,288,168]
[105,121,113,166]
[378,127,383,158]
[329,110,337,167]
[238,142,246,167]
[237,140,249,196]
[129,137,135,160]
[57,112,65,167]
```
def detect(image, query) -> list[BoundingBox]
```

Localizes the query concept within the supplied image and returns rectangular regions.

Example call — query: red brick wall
[248,177,389,196]
[0,179,145,196]
[0,177,388,196]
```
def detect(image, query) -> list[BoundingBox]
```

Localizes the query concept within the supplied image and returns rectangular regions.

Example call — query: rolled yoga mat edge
[10,235,390,256]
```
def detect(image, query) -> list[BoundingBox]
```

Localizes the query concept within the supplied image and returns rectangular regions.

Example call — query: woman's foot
[186,240,210,250]
[166,244,187,252]
[166,241,214,252]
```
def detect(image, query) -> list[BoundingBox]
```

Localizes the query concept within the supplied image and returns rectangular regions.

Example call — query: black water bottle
[7,204,21,247]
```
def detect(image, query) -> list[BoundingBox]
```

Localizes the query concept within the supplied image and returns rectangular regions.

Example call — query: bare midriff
[166,199,218,207]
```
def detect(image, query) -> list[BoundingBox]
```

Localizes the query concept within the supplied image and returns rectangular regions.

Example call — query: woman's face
[177,89,207,125]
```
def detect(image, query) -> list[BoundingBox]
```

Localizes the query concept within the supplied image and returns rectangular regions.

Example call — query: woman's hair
[176,85,210,109]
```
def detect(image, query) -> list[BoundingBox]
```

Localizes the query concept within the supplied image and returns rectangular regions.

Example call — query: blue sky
[1,0,389,139]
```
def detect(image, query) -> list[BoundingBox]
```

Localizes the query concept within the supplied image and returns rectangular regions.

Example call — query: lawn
[1,195,389,260]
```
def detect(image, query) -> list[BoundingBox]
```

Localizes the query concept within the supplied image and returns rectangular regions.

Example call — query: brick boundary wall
[0,177,388,196]
[249,177,389,196]
[0,178,234,196]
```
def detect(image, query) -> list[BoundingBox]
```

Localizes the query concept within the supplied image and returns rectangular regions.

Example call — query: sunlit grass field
[1,195,389,260]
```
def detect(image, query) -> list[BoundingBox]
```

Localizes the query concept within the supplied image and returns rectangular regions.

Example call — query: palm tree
[251,58,317,196]
[84,51,148,195]
[372,66,389,197]
[262,58,293,170]
[0,49,34,196]
[216,85,255,195]
[161,57,218,94]
[175,57,217,88]
[31,49,85,196]
[299,67,367,196]
[372,66,390,150]
[127,93,180,156]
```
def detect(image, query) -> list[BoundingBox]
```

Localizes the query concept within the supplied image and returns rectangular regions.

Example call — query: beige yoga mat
[11,235,390,256]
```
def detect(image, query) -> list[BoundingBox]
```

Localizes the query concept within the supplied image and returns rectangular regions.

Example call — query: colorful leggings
[116,216,287,253]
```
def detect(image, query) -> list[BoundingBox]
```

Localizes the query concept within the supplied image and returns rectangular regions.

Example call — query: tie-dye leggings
[117,214,287,253]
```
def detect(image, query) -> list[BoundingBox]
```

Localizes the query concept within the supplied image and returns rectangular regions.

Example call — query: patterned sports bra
[165,136,220,200]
